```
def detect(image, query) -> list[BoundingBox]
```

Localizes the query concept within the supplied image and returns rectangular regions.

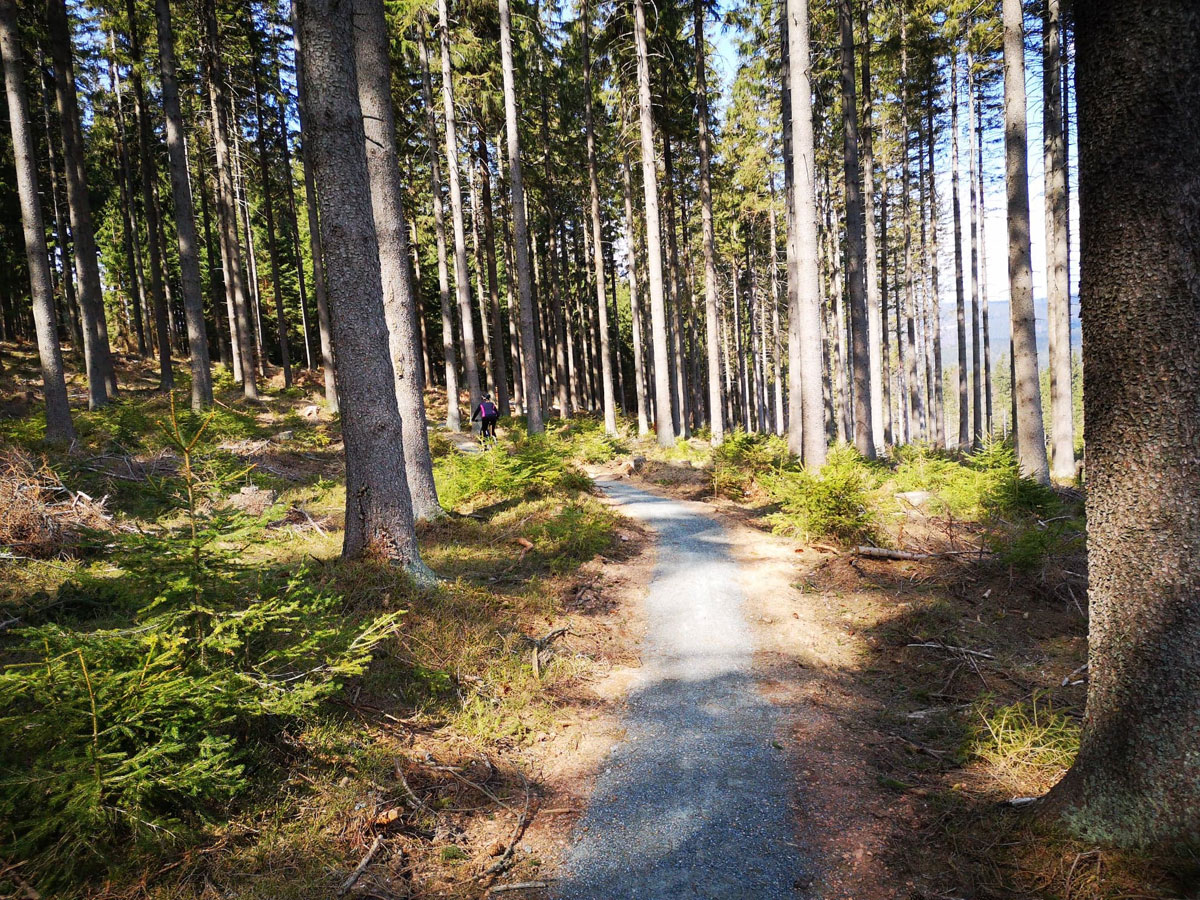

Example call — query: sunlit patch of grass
[970,695,1081,794]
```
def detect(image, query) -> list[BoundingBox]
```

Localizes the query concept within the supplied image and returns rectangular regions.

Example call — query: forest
[0,0,1196,897]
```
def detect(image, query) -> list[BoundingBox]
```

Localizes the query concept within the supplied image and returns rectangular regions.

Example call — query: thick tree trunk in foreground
[437,0,482,427]
[499,0,543,433]
[291,3,337,410]
[1044,0,1200,848]
[155,0,212,408]
[1001,0,1049,482]
[0,0,74,442]
[1043,0,1073,479]
[839,0,872,458]
[785,0,825,468]
[354,0,442,521]
[632,0,674,447]
[295,0,431,580]
[47,0,116,407]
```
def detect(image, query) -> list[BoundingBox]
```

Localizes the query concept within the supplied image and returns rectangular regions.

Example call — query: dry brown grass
[0,449,115,558]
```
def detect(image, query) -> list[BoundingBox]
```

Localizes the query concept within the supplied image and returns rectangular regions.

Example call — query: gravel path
[555,479,811,899]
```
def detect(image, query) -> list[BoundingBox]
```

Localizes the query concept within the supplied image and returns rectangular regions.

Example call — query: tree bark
[632,0,674,447]
[694,0,722,444]
[859,1,884,452]
[1044,0,1200,847]
[291,2,336,409]
[476,132,510,416]
[582,0,615,435]
[354,0,443,521]
[0,0,74,442]
[1043,0,1073,478]
[417,16,460,430]
[295,0,431,581]
[437,0,482,428]
[839,0,872,458]
[203,0,258,400]
[1000,0,1049,483]
[46,0,116,407]
[108,50,147,358]
[38,62,82,349]
[249,27,291,387]
[125,0,172,390]
[951,49,968,449]
[154,0,212,408]
[499,0,543,432]
[621,150,650,436]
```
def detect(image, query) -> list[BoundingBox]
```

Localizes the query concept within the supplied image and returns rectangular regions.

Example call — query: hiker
[472,393,500,441]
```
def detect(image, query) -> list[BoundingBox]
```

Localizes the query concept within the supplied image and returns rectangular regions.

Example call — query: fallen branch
[338,834,384,897]
[906,641,995,660]
[1061,662,1089,687]
[854,546,990,561]
[393,758,435,816]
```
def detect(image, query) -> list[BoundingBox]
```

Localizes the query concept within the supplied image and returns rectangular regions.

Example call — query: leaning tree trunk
[582,0,615,436]
[0,0,74,442]
[786,0,826,469]
[1043,0,1073,478]
[1043,0,1200,848]
[633,0,675,448]
[294,0,432,582]
[499,0,543,433]
[1000,0,1049,482]
[46,0,116,407]
[354,0,443,521]
[839,0,872,458]
[154,0,212,408]
[437,0,482,428]
[417,17,460,431]
[694,0,722,444]
[291,2,336,410]
[125,0,172,390]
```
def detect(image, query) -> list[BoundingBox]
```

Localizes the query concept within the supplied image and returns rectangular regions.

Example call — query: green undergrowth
[0,380,621,895]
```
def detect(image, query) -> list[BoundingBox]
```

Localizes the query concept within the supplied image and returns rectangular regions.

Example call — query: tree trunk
[203,0,258,400]
[859,2,884,452]
[354,0,443,521]
[291,2,336,409]
[900,10,922,443]
[1001,0,1049,483]
[499,0,543,433]
[1043,0,1073,478]
[977,82,993,437]
[1043,0,1200,847]
[294,0,431,581]
[0,0,74,442]
[582,0,615,435]
[951,49,969,449]
[418,16,460,430]
[769,186,784,436]
[694,0,722,444]
[38,63,82,349]
[467,152,495,398]
[632,0,674,447]
[840,0,872,458]
[967,45,983,447]
[622,151,650,436]
[154,0,212,408]
[785,0,824,467]
[125,0,172,390]
[249,30,291,387]
[927,108,944,448]
[108,50,147,358]
[476,132,510,416]
[46,0,116,407]
[437,0,482,428]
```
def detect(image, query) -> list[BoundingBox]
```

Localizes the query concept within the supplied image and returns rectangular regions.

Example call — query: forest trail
[554,478,812,899]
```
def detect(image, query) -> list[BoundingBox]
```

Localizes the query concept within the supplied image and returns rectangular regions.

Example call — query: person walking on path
[472,393,500,441]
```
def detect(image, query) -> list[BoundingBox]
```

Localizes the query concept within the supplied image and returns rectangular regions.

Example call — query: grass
[0,348,625,898]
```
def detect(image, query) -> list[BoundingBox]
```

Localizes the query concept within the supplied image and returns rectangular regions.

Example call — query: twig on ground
[906,641,995,660]
[393,758,434,816]
[1061,662,1089,687]
[480,773,531,879]
[338,834,384,897]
